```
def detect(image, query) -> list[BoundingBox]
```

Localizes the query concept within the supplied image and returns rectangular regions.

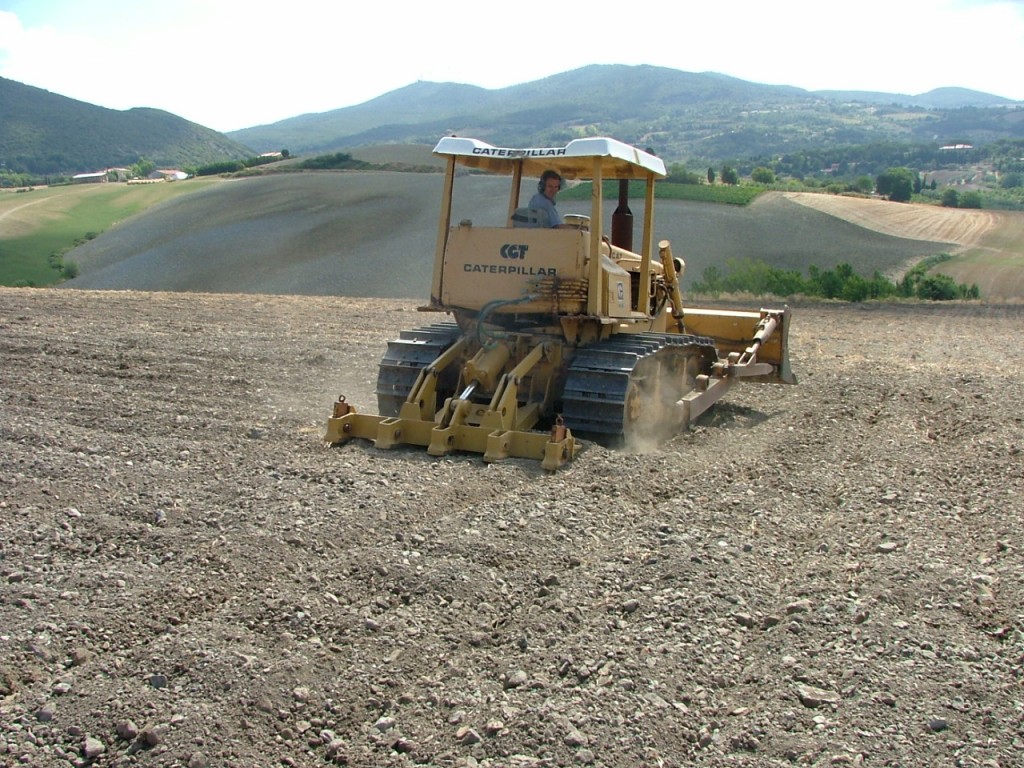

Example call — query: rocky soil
[1,287,1022,767]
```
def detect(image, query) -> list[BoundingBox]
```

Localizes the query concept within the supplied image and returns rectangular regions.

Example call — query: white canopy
[432,136,667,180]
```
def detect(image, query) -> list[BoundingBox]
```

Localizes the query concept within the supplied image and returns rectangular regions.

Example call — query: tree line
[691,254,979,302]
[746,139,1024,181]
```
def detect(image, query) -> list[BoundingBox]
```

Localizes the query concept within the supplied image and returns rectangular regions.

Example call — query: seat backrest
[511,207,549,228]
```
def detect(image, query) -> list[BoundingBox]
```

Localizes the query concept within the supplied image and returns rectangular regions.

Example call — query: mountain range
[228,66,1023,163]
[2,64,1022,176]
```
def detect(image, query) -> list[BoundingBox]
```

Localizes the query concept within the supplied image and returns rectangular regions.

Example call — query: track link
[375,322,462,417]
[561,333,718,440]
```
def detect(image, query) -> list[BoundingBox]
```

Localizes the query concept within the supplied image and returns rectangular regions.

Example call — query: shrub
[196,160,246,176]
[692,255,973,302]
[915,274,959,300]
[665,164,702,184]
[876,167,915,202]
[1000,172,1022,189]
[852,176,874,194]
[297,153,371,171]
[959,191,983,209]
[691,265,724,296]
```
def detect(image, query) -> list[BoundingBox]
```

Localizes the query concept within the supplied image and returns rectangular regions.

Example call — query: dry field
[782,192,999,246]
[783,192,1024,300]
[2,287,1023,767]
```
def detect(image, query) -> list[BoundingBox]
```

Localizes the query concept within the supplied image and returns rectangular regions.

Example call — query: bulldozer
[325,136,795,470]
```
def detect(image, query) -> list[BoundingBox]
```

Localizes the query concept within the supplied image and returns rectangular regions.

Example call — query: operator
[528,169,564,227]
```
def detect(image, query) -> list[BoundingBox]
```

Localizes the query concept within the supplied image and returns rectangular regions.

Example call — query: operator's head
[539,170,563,200]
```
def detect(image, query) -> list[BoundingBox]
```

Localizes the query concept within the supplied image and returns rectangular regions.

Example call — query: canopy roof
[432,136,666,180]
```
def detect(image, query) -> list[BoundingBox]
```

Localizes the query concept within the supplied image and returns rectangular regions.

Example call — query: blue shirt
[528,192,561,227]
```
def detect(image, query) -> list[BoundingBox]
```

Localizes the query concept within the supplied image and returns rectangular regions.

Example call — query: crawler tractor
[325,136,795,470]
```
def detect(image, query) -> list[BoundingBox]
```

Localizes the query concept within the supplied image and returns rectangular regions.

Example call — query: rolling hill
[62,172,992,298]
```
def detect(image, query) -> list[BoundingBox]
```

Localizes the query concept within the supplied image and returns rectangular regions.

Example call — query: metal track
[375,323,462,417]
[561,333,718,440]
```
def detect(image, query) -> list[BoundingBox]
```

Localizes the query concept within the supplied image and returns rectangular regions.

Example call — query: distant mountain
[814,86,1018,109]
[228,65,1024,165]
[0,76,254,175]
[228,65,808,158]
[4,66,1022,177]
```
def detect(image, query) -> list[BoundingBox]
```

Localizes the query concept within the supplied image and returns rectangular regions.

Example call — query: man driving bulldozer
[528,169,564,227]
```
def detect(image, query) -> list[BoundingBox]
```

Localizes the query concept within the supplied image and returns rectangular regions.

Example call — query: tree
[807,265,843,299]
[940,188,960,208]
[691,265,724,296]
[720,165,739,185]
[916,274,959,300]
[1000,172,1022,188]
[131,157,155,179]
[666,163,701,184]
[707,167,716,184]
[875,167,915,202]
[751,166,775,184]
[852,176,874,194]
[840,272,871,302]
[959,191,983,209]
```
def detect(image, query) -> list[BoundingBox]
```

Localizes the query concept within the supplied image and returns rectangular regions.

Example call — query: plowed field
[2,287,1023,767]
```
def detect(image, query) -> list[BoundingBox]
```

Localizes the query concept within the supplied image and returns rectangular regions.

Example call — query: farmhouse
[71,168,133,183]
[71,171,108,184]
[148,169,189,181]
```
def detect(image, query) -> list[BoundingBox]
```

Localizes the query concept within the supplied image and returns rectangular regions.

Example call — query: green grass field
[0,180,218,286]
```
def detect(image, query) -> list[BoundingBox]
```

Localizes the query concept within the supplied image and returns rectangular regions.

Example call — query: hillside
[4,65,1022,179]
[0,76,254,175]
[781,193,1024,299]
[2,287,1023,767]
[783,192,999,245]
[226,65,1024,165]
[61,174,976,298]
[815,86,1017,109]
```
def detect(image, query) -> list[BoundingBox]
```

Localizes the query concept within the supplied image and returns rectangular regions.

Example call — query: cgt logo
[500,243,529,260]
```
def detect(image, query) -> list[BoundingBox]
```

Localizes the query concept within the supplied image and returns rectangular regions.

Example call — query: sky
[1,0,1022,133]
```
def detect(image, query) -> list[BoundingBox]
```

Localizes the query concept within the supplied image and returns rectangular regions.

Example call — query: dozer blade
[682,306,796,385]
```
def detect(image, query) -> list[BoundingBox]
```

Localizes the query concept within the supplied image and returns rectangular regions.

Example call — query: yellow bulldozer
[325,136,795,470]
